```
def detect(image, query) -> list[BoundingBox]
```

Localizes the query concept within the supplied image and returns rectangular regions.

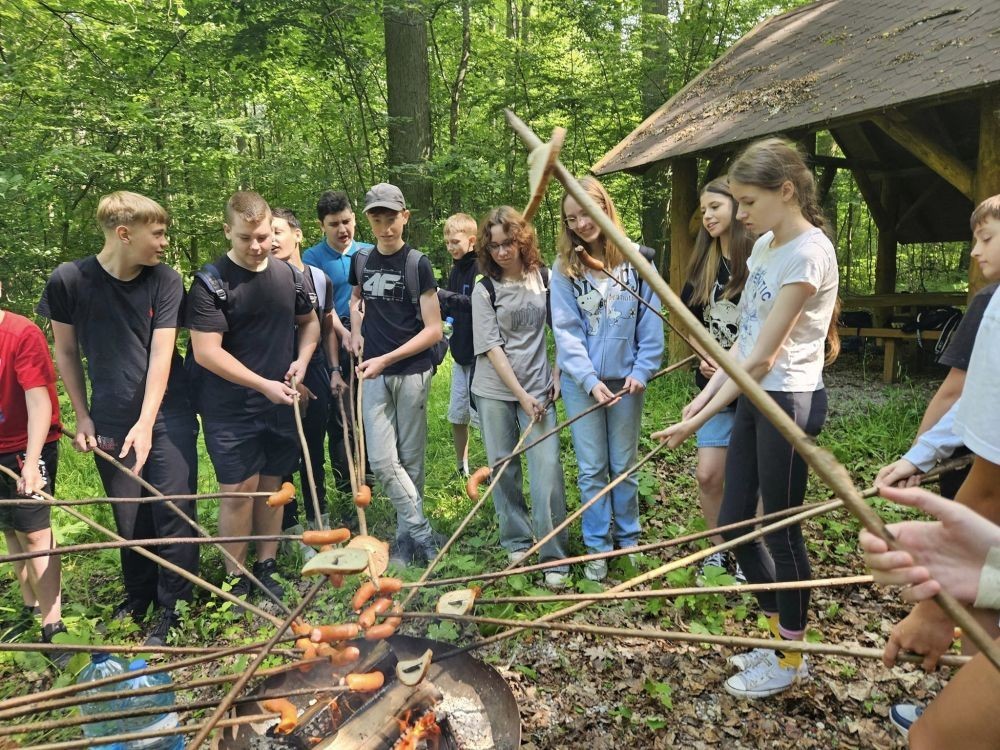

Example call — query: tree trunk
[640,0,670,267]
[449,0,471,212]
[384,0,434,249]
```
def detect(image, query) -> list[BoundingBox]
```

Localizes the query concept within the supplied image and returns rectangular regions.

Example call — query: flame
[396,710,442,750]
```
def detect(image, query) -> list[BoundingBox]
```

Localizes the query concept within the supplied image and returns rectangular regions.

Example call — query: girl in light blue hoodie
[551,176,664,582]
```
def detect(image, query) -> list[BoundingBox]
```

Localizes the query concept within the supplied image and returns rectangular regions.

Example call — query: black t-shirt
[349,244,437,376]
[185,255,314,417]
[681,259,742,389]
[37,256,190,427]
[937,282,998,371]
[302,265,334,371]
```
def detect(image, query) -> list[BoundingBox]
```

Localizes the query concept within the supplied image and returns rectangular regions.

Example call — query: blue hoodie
[551,250,664,395]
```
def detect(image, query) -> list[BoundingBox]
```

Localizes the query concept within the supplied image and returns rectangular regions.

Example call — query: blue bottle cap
[129,659,147,670]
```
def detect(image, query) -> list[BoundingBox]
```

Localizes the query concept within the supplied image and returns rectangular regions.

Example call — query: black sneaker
[389,535,415,569]
[222,573,252,599]
[112,599,151,623]
[144,608,180,648]
[252,558,286,601]
[415,534,444,565]
[41,621,72,670]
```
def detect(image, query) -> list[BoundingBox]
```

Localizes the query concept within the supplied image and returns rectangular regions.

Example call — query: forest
[0,0,971,314]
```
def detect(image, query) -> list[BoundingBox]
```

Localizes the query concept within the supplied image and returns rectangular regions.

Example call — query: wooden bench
[837,327,942,384]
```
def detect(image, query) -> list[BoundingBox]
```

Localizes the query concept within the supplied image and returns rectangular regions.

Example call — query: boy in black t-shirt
[38,191,199,647]
[349,183,443,565]
[186,191,319,602]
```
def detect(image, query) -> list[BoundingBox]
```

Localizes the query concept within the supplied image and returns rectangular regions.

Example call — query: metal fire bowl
[216,635,520,750]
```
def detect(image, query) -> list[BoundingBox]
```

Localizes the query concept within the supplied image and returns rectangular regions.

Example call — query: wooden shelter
[593,0,1000,359]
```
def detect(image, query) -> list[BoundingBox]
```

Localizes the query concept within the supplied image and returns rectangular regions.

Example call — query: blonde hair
[444,212,477,238]
[556,176,627,279]
[225,191,270,225]
[685,178,753,307]
[971,194,1000,230]
[96,191,169,232]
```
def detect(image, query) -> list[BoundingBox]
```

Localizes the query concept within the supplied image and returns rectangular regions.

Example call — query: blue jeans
[476,396,568,570]
[362,371,434,546]
[562,377,644,553]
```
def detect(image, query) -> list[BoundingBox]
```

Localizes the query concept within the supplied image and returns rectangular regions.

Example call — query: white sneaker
[733,562,747,584]
[889,703,924,739]
[544,571,569,589]
[724,655,808,699]
[508,549,530,566]
[583,559,607,582]
[697,551,727,583]
[726,648,775,671]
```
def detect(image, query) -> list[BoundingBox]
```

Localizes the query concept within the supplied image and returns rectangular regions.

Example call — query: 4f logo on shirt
[362,270,406,302]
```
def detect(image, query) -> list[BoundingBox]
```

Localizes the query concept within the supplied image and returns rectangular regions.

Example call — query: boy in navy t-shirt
[349,183,443,565]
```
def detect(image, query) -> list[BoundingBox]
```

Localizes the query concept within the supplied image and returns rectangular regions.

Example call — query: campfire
[218,635,517,750]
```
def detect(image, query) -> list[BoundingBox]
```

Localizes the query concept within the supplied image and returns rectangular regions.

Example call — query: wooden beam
[668,157,698,362]
[874,178,899,326]
[872,113,975,200]
[817,165,837,203]
[972,88,1000,295]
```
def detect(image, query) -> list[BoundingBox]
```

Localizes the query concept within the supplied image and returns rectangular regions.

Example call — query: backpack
[184,260,308,384]
[355,246,449,368]
[902,306,963,354]
[469,266,551,410]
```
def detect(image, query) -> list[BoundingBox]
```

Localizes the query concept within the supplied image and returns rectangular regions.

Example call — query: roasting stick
[410,455,972,589]
[491,355,696,471]
[400,412,543,610]
[0,623,295,716]
[291,376,326,530]
[504,109,1000,671]
[0,532,351,563]
[0,491,273,507]
[403,611,971,669]
[476,574,873,605]
[0,654,328,722]
[64,429,292,616]
[0,639,300,659]
[1,683,348,739]
[186,579,326,750]
[25,713,282,750]
[0,464,284,632]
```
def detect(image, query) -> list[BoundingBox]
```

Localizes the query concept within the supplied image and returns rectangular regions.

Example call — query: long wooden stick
[475,574,873,604]
[491,355,695,470]
[186,579,325,750]
[0,464,284,629]
[0,640,300,658]
[402,611,971,668]
[504,109,1000,672]
[74,433,292,616]
[291,376,326,529]
[0,491,272,507]
[1,655,326,721]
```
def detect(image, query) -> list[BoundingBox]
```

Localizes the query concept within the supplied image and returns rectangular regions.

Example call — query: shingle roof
[593,0,1000,175]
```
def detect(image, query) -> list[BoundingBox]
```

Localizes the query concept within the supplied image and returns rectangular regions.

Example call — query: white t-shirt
[956,290,1000,464]
[737,227,839,392]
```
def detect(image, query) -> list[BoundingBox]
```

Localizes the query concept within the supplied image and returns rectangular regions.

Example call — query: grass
[0,352,942,743]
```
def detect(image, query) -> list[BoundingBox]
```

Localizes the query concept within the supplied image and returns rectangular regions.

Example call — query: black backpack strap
[193,263,229,322]
[404,247,425,322]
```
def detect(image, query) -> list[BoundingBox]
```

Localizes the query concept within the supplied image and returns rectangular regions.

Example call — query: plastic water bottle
[119,659,184,749]
[77,652,129,750]
[443,316,454,339]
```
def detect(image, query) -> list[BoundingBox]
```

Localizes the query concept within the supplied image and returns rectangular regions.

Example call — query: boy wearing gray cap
[348,183,444,566]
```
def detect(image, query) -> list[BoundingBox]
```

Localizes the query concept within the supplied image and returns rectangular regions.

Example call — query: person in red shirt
[0,280,66,666]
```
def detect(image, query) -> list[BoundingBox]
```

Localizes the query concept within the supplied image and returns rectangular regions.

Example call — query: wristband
[974,546,1000,609]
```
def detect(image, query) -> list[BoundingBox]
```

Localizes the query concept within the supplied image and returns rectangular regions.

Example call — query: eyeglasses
[485,240,514,254]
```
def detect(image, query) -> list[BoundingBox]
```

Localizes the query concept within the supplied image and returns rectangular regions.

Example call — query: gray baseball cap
[363,183,406,213]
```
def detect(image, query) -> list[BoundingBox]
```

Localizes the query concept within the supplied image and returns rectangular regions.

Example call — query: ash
[435,693,495,750]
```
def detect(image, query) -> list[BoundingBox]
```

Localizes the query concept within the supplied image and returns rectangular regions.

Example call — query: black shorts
[0,441,58,533]
[203,405,300,485]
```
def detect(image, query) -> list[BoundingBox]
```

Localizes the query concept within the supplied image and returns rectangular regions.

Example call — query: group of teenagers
[2,131,995,726]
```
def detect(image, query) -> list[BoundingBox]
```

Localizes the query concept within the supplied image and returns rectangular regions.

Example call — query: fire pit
[216,635,519,750]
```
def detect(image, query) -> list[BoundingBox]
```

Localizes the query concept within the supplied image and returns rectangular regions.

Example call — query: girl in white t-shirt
[655,137,840,699]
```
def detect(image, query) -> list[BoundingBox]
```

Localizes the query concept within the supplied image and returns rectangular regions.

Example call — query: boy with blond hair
[186,191,319,602]
[349,183,443,566]
[38,191,198,647]
[437,212,480,476]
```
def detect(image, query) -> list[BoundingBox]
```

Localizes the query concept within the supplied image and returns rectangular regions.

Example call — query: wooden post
[873,178,898,328]
[668,156,698,361]
[973,88,1000,296]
